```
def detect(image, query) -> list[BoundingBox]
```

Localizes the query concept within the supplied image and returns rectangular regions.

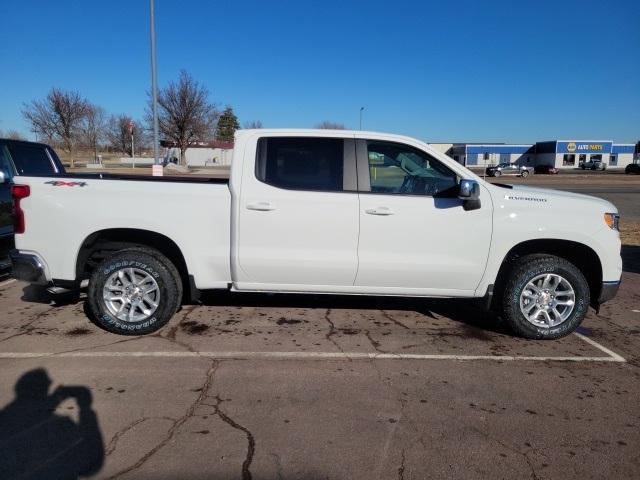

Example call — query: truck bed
[13,173,233,289]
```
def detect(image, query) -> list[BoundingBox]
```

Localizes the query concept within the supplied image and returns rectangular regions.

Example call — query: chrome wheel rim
[103,268,160,322]
[519,273,575,328]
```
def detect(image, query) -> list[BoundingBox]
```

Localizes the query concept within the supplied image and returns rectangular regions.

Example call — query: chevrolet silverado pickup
[9,129,622,339]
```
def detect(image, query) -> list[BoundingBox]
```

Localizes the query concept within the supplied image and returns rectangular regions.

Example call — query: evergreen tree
[215,106,240,142]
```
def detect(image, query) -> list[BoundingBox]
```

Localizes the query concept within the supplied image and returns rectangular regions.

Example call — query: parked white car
[581,159,607,171]
[9,129,621,339]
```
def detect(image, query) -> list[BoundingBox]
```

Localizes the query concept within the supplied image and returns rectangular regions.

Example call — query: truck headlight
[604,213,620,231]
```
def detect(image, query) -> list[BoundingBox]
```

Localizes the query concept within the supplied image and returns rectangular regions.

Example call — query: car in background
[485,163,531,178]
[581,159,607,171]
[534,164,559,174]
[1,139,65,270]
[625,163,640,175]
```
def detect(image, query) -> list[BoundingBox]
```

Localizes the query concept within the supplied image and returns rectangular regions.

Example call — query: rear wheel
[87,248,182,335]
[501,254,589,339]
[521,170,529,178]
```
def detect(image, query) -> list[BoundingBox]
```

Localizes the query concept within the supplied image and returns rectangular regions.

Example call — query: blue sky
[1,0,638,143]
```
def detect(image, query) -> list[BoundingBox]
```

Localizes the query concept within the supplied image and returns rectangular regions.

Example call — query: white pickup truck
[9,129,621,339]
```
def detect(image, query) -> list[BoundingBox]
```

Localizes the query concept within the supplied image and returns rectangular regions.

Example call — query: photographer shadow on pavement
[0,368,104,479]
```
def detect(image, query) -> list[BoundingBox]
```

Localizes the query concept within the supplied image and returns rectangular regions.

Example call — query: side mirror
[459,179,480,200]
[458,179,481,211]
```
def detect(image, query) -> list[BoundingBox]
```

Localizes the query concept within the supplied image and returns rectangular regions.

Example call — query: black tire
[494,170,501,177]
[87,248,182,335]
[501,254,589,339]
[521,170,529,178]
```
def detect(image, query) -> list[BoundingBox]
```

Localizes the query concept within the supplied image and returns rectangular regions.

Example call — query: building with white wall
[447,140,638,169]
[611,144,636,168]
[161,140,234,167]
[447,144,535,168]
[533,141,635,169]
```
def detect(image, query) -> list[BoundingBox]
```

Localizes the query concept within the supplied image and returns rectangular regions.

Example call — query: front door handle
[365,207,394,216]
[246,201,276,211]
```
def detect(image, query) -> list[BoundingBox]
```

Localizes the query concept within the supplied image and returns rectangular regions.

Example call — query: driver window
[367,141,458,196]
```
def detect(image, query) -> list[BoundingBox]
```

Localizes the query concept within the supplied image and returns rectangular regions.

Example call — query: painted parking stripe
[573,332,626,362]
[0,350,624,362]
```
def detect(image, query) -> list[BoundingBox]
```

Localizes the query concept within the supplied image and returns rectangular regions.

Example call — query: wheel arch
[75,228,194,302]
[491,238,603,309]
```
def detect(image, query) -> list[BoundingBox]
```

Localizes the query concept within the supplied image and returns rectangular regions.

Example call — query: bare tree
[243,120,263,129]
[22,88,89,167]
[80,104,107,161]
[3,129,25,140]
[150,70,219,166]
[315,121,346,130]
[106,115,145,157]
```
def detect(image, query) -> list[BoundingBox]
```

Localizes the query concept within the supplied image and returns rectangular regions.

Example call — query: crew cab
[9,130,622,339]
[1,139,64,270]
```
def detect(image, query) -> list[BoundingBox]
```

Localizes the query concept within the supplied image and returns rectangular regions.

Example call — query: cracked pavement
[0,251,639,479]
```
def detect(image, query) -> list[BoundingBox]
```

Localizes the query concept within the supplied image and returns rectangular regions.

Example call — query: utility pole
[359,107,364,130]
[149,0,160,167]
[128,120,135,168]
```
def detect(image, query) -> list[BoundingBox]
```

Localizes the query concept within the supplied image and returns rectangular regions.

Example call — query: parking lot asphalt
[0,247,639,479]
[0,174,639,479]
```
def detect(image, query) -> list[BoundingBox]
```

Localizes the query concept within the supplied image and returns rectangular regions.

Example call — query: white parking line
[0,314,625,362]
[573,332,626,362]
[0,278,16,289]
[0,350,625,363]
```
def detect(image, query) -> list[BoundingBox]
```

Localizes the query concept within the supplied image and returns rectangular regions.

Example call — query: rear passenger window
[256,137,344,191]
[7,144,56,176]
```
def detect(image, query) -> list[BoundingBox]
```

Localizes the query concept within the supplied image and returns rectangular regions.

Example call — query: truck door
[236,135,359,289]
[355,138,492,295]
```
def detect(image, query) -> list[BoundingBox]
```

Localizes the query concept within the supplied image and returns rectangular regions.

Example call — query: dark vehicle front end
[485,165,499,177]
[534,165,559,174]
[625,163,640,174]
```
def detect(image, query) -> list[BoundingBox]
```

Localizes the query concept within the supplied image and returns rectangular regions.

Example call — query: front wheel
[87,248,182,335]
[493,170,501,177]
[501,254,589,339]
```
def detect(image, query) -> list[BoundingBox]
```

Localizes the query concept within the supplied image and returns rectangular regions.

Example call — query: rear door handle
[246,202,276,211]
[365,207,394,216]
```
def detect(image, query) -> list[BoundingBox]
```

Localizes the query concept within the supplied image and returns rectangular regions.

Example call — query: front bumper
[9,250,48,285]
[598,280,620,304]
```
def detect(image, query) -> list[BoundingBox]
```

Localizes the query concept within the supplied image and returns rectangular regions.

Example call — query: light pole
[149,0,160,166]
[359,107,364,130]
